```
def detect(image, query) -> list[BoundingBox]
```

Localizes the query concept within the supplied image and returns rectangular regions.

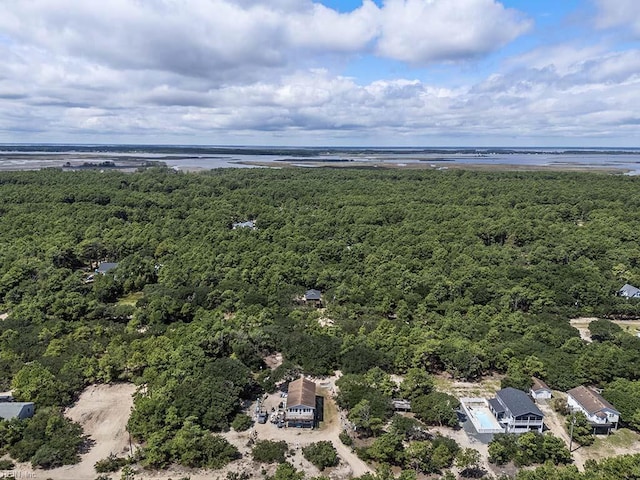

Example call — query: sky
[0,0,639,147]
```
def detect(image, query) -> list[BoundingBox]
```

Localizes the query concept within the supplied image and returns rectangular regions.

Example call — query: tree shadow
[79,435,96,454]
[460,466,488,478]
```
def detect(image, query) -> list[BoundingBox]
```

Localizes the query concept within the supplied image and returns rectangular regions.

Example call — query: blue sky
[0,0,639,146]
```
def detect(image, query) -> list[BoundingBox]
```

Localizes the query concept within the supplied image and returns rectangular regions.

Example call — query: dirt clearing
[435,373,503,399]
[21,383,136,480]
[570,317,640,342]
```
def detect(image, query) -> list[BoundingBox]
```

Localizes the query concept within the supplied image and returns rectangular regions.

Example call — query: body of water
[1,145,640,174]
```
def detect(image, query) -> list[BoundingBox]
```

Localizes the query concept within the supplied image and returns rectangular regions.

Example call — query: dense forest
[2,167,640,476]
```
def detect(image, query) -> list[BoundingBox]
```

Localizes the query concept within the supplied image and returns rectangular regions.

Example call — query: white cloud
[594,0,640,35]
[0,0,289,82]
[0,0,530,82]
[507,44,607,76]
[376,0,532,63]
[2,39,640,144]
[285,1,381,52]
[0,1,639,145]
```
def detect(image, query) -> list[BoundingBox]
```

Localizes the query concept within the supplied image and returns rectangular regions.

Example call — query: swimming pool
[460,398,505,434]
[475,410,498,430]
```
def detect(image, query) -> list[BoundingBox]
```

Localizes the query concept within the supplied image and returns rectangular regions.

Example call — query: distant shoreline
[1,148,639,174]
[235,160,629,174]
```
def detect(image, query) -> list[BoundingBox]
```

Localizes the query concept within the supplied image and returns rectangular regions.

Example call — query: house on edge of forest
[488,387,544,433]
[232,220,256,230]
[619,284,640,298]
[0,402,35,420]
[303,289,322,307]
[566,386,620,434]
[95,262,118,275]
[285,377,316,428]
[530,377,552,401]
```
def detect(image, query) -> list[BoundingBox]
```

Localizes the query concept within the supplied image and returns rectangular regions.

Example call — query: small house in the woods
[530,377,552,401]
[566,386,620,433]
[232,220,256,230]
[392,399,412,411]
[95,262,118,275]
[285,377,316,428]
[619,284,640,298]
[303,289,322,306]
[0,402,35,420]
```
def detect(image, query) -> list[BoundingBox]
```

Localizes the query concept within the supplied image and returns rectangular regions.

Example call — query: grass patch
[594,428,640,448]
[434,374,502,398]
[318,388,338,431]
[585,429,640,458]
[118,292,144,306]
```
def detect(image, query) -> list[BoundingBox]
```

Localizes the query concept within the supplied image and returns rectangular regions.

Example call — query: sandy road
[537,399,594,470]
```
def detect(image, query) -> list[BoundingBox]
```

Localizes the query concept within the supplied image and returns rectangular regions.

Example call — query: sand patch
[20,383,136,480]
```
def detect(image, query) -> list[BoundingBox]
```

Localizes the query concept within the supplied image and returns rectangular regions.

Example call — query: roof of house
[96,262,118,274]
[488,397,506,414]
[304,289,322,300]
[287,377,316,409]
[567,386,620,416]
[619,284,640,297]
[531,377,551,392]
[0,402,34,420]
[232,220,256,229]
[496,387,544,418]
[392,399,412,410]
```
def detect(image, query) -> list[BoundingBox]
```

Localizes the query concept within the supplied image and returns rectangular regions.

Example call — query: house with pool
[461,387,544,436]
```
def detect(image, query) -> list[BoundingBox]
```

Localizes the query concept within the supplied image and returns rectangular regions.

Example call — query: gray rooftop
[488,397,505,414]
[304,289,322,300]
[496,387,543,418]
[620,284,640,297]
[0,402,34,420]
[96,262,118,274]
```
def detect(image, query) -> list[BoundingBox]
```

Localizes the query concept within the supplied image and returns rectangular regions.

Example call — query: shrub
[0,459,14,470]
[227,472,250,480]
[551,397,569,416]
[94,453,128,473]
[231,413,253,432]
[302,441,339,471]
[251,440,288,464]
[338,430,353,446]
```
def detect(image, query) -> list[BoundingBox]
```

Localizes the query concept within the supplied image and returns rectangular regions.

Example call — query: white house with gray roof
[530,377,552,401]
[0,402,35,420]
[567,386,619,433]
[488,387,544,433]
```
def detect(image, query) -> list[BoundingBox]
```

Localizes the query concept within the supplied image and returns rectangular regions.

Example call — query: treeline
[3,167,640,469]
